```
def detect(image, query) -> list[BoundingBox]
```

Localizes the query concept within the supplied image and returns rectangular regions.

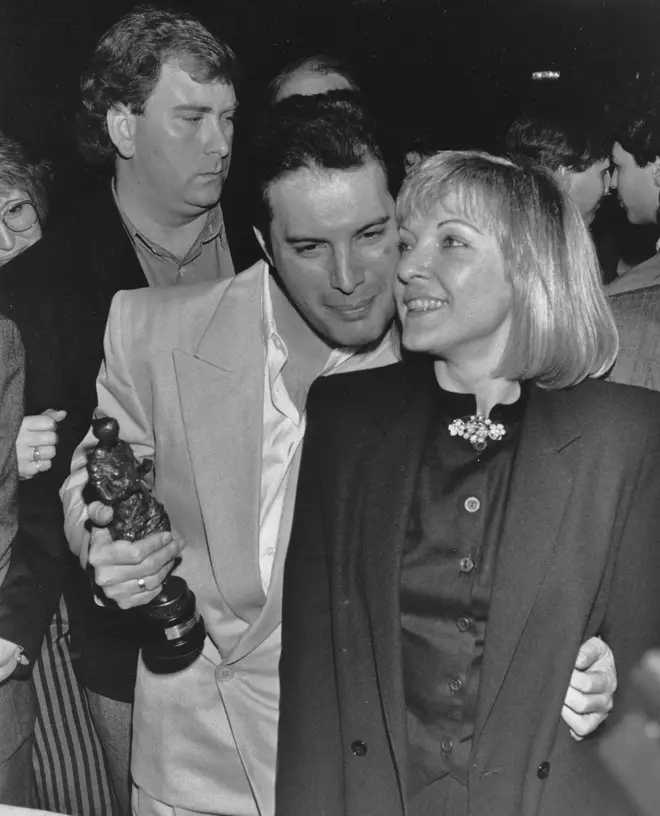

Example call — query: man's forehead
[149,60,236,108]
[270,162,391,215]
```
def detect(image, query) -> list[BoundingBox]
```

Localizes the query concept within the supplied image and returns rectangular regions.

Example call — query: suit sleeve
[61,290,156,565]
[276,387,346,816]
[0,317,52,672]
[600,408,660,713]
[0,318,23,583]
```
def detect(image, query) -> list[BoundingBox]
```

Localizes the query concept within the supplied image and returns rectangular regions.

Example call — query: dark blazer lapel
[474,386,582,743]
[357,364,434,788]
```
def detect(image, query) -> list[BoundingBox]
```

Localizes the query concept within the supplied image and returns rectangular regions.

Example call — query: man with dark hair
[62,92,616,816]
[505,106,611,224]
[266,53,360,104]
[0,5,238,813]
[607,77,660,295]
[600,76,660,390]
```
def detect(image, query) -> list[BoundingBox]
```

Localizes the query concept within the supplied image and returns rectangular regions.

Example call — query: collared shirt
[259,269,392,594]
[606,239,660,296]
[401,370,527,806]
[113,183,234,287]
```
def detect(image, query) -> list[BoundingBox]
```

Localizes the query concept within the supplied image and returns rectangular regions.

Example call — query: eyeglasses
[1,200,39,233]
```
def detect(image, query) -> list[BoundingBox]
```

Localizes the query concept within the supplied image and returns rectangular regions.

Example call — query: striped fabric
[33,595,116,816]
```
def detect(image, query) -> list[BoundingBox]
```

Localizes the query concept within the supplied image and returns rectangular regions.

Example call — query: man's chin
[322,316,392,352]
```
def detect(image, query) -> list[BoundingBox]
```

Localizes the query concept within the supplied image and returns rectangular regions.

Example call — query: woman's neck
[433,359,520,416]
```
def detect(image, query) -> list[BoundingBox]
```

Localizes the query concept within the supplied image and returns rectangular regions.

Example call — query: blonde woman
[277,152,657,816]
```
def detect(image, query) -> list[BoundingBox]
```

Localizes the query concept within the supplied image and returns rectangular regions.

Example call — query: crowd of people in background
[0,3,659,816]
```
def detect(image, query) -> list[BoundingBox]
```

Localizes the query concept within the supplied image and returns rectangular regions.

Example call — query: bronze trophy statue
[87,416,205,674]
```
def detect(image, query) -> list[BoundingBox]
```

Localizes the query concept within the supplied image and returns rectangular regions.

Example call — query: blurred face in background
[610,142,660,225]
[565,158,611,224]
[0,188,42,267]
[275,69,354,102]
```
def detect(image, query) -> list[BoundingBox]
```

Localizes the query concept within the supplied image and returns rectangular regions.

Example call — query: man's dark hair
[505,108,610,174]
[0,132,50,224]
[250,91,402,240]
[76,5,236,166]
[265,53,360,105]
[605,74,660,167]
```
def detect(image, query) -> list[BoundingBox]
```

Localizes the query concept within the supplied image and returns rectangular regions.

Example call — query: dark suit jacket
[0,315,39,783]
[607,284,660,392]
[277,361,660,816]
[0,183,148,698]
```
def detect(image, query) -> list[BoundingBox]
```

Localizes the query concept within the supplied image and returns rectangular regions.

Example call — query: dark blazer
[0,315,39,795]
[277,361,660,816]
[607,284,660,392]
[0,183,147,698]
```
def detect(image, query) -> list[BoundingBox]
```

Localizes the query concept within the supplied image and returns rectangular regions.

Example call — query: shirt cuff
[0,638,29,682]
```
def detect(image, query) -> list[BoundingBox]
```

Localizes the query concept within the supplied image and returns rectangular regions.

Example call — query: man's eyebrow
[172,103,239,113]
[285,216,391,246]
[354,215,391,235]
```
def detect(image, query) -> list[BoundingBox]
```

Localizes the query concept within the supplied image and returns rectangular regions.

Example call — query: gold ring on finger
[33,447,42,463]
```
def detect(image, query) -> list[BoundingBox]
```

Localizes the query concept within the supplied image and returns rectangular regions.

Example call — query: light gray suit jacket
[62,261,396,814]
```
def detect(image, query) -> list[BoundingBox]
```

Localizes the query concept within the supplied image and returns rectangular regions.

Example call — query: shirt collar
[111,179,224,253]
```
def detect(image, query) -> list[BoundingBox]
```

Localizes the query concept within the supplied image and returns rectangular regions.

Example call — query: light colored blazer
[62,261,396,815]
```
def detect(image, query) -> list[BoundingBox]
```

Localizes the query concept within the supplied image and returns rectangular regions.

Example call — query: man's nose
[207,120,231,156]
[609,168,618,190]
[0,224,16,252]
[331,253,365,294]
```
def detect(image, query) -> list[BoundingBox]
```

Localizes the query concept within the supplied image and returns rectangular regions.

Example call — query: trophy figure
[87,416,205,674]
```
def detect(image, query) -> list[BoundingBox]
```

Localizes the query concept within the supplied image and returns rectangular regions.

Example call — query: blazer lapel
[474,386,582,743]
[356,364,434,791]
[174,267,265,625]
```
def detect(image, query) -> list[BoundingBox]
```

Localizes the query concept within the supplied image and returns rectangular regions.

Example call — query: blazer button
[537,761,550,780]
[351,740,368,757]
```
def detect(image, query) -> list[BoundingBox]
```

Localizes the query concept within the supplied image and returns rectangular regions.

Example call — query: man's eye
[182,116,203,123]
[294,244,323,256]
[361,229,385,241]
[398,241,412,254]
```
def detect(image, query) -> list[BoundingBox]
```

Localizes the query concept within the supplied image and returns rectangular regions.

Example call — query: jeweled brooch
[448,415,506,452]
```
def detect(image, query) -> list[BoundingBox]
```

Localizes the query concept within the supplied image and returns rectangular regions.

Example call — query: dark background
[1,0,658,258]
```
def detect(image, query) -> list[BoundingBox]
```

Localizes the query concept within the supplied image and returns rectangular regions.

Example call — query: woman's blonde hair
[396,150,618,389]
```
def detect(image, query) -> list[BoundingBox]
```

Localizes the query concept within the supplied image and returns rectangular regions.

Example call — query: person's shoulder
[308,358,428,424]
[606,253,660,296]
[115,259,261,316]
[0,186,122,293]
[549,378,660,444]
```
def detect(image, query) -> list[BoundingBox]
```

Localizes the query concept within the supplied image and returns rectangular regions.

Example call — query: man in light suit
[61,95,616,816]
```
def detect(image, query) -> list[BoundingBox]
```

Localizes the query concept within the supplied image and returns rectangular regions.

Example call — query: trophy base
[141,576,207,674]
[142,615,207,674]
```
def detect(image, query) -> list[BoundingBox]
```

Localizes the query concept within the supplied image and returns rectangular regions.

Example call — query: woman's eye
[442,235,467,249]
[361,229,385,242]
[398,241,412,254]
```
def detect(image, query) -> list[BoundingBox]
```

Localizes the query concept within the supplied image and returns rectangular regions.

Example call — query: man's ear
[652,157,660,188]
[106,105,137,159]
[554,166,572,191]
[253,226,274,266]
